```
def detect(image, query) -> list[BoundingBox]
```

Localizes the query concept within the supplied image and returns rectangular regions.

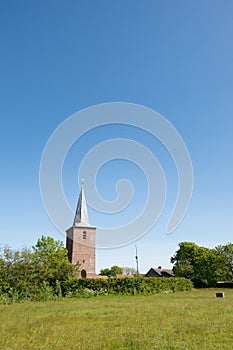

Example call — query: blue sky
[0,1,233,273]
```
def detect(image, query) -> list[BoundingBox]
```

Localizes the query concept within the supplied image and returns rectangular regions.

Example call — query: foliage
[122,266,137,275]
[215,243,233,281]
[0,236,79,302]
[32,235,79,285]
[171,242,232,287]
[99,265,123,277]
[62,277,193,297]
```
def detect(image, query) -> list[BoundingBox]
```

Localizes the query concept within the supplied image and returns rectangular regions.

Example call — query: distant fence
[216,281,233,288]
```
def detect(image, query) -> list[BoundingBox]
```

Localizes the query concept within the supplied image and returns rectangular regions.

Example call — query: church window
[83,231,87,239]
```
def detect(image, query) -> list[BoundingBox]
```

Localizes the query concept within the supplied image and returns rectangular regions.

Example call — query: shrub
[62,277,193,297]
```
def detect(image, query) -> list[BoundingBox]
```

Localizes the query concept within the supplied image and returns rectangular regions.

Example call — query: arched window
[81,269,87,278]
[83,231,87,239]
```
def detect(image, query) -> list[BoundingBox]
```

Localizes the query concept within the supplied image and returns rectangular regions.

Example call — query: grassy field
[0,289,232,350]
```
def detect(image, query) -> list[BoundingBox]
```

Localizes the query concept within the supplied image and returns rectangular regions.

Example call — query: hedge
[62,277,193,297]
[0,277,193,303]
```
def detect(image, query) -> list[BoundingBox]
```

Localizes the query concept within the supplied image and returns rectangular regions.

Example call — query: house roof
[145,267,174,277]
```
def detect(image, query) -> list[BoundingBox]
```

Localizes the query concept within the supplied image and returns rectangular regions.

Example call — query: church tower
[66,181,96,278]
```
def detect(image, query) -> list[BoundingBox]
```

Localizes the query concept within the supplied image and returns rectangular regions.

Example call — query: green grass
[0,289,232,349]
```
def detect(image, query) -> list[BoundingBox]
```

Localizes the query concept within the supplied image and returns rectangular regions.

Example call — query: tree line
[171,242,233,287]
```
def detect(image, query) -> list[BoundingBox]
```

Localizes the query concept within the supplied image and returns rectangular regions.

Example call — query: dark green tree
[32,235,78,285]
[99,265,123,277]
[171,242,224,287]
[215,243,233,281]
[0,235,80,300]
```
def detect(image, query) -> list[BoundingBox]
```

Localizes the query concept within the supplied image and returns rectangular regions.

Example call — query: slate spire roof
[73,180,90,227]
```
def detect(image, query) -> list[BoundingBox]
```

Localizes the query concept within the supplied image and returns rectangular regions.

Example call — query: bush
[62,277,193,297]
[0,236,78,304]
[0,277,193,303]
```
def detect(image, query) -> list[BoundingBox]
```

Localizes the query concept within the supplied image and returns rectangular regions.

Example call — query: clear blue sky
[0,1,233,273]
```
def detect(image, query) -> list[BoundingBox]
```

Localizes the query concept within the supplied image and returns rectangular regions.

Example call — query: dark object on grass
[216,292,225,298]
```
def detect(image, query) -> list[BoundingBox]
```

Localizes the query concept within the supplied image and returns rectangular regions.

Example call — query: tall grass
[0,289,232,349]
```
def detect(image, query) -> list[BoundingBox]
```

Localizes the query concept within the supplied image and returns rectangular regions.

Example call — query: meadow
[0,289,232,350]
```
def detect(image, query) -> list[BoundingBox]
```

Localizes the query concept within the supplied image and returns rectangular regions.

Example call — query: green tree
[32,235,79,285]
[171,242,224,287]
[0,246,38,296]
[0,235,80,301]
[215,243,233,280]
[171,242,201,281]
[99,265,123,277]
[99,267,111,277]
[122,267,137,275]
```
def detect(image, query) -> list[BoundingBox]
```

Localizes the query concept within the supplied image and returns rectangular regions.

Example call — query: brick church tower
[66,181,96,278]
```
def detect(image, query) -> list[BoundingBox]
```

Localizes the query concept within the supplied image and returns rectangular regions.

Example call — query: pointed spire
[73,179,89,227]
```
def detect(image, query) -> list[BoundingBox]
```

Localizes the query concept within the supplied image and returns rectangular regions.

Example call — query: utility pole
[135,244,139,275]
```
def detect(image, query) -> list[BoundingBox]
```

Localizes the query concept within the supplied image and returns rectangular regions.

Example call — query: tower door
[81,269,87,278]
